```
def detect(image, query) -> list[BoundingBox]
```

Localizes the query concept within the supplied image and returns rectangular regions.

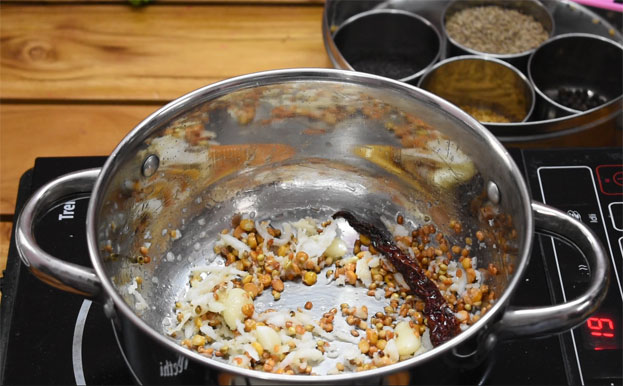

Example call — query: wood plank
[0,222,12,279]
[0,4,331,102]
[1,220,12,300]
[0,104,161,214]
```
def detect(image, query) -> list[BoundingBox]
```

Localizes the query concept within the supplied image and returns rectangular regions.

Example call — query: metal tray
[323,0,623,142]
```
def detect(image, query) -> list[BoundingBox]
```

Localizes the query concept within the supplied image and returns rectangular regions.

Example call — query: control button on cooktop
[596,165,623,195]
[608,203,623,231]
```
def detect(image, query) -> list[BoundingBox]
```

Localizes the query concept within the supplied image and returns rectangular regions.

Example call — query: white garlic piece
[324,237,347,259]
[355,254,372,287]
[221,288,252,330]
[256,325,282,354]
[384,338,400,363]
[394,321,421,356]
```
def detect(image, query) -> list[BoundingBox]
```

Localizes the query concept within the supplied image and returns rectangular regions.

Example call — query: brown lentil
[271,278,284,292]
[241,303,254,318]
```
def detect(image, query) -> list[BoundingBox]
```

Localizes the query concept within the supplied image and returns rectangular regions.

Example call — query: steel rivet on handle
[487,181,500,204]
[142,154,160,177]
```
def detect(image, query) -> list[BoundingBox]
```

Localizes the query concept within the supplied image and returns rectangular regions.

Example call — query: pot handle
[15,168,102,299]
[495,201,609,340]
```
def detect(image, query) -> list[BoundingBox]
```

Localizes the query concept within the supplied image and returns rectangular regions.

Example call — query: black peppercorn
[555,87,608,111]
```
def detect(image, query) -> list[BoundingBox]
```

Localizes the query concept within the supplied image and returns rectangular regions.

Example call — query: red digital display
[582,315,620,351]
[587,317,615,338]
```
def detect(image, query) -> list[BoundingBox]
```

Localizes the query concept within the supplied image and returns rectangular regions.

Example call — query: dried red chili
[332,210,459,346]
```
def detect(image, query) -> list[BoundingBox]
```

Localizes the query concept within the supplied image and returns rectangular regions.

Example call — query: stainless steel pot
[15,69,608,383]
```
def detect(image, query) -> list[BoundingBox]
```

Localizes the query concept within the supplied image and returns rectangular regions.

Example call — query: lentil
[359,339,370,354]
[241,303,254,318]
[271,278,284,292]
[303,271,317,286]
[170,211,497,375]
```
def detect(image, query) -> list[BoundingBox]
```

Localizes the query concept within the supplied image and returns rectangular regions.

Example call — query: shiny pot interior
[88,69,531,381]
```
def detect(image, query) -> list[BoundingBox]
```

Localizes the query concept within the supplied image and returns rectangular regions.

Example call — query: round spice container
[528,33,623,119]
[442,0,554,71]
[332,9,442,83]
[418,55,535,125]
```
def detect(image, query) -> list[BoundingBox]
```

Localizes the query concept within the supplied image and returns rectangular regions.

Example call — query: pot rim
[86,68,534,382]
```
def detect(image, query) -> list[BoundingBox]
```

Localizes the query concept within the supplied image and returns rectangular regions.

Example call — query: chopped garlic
[256,325,282,354]
[221,288,252,330]
[394,321,421,357]
[325,237,347,259]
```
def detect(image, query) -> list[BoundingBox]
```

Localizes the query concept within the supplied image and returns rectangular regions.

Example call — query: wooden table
[1,0,620,293]
[0,0,330,289]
